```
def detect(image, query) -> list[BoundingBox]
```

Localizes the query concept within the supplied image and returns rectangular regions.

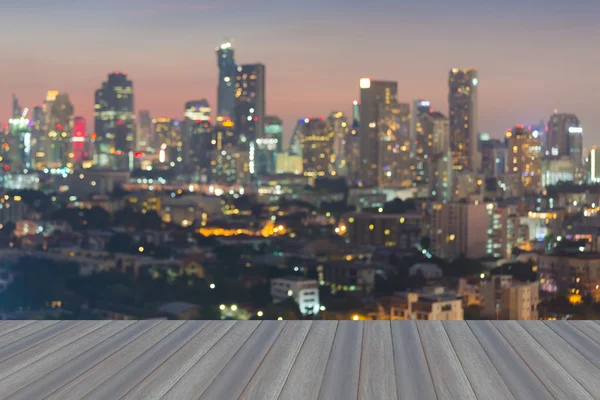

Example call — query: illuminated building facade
[542,156,574,187]
[297,118,335,181]
[264,116,283,153]
[154,118,183,168]
[94,72,135,168]
[4,115,31,172]
[378,102,412,188]
[46,93,74,167]
[216,42,236,118]
[412,99,431,159]
[448,68,480,172]
[414,106,449,184]
[346,101,361,184]
[72,117,88,164]
[479,134,506,178]
[137,110,152,150]
[589,147,600,183]
[546,112,583,181]
[210,146,250,185]
[183,100,212,172]
[31,105,46,169]
[506,125,542,194]
[234,64,265,147]
[328,111,349,177]
[359,79,397,187]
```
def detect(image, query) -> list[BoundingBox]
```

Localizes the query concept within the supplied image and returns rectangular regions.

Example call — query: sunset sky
[2,0,599,147]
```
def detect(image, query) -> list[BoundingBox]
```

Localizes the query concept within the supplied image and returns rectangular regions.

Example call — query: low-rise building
[538,252,600,301]
[480,275,540,320]
[340,212,421,249]
[270,276,320,315]
[389,287,464,320]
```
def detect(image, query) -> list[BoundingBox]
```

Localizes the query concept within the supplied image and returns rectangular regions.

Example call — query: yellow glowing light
[257,311,264,317]
[219,304,226,310]
[359,78,371,89]
[231,305,238,311]
[352,315,359,321]
[138,246,144,252]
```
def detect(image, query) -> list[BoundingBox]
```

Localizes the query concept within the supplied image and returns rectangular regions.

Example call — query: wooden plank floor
[0,320,598,399]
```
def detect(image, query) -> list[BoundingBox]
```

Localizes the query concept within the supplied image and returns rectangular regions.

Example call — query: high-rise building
[4,113,31,172]
[183,100,212,171]
[154,118,183,168]
[589,147,600,183]
[429,196,488,260]
[478,133,506,178]
[328,112,349,177]
[414,106,450,184]
[94,72,135,167]
[11,93,22,119]
[546,112,583,182]
[72,117,87,164]
[378,103,412,188]
[234,64,265,147]
[359,78,397,187]
[346,101,361,184]
[216,42,236,118]
[264,116,283,153]
[137,110,152,150]
[480,275,539,320]
[46,93,74,167]
[31,105,46,170]
[184,100,211,122]
[297,117,334,181]
[412,99,432,159]
[449,68,480,172]
[506,125,542,194]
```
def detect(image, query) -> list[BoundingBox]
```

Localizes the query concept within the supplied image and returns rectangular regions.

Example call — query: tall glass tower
[216,41,236,118]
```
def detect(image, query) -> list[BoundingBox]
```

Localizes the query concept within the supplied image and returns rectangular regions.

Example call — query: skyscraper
[154,118,182,167]
[94,72,135,167]
[412,99,432,159]
[47,93,74,167]
[378,103,412,188]
[298,117,335,181]
[12,93,22,119]
[506,125,542,194]
[413,100,450,184]
[449,68,480,172]
[216,42,237,118]
[184,100,212,173]
[72,117,87,164]
[264,116,283,153]
[234,64,265,146]
[137,110,152,150]
[546,112,583,181]
[346,101,361,184]
[328,111,349,177]
[359,78,397,187]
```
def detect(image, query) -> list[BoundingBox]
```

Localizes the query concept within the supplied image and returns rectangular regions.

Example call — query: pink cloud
[132,2,227,15]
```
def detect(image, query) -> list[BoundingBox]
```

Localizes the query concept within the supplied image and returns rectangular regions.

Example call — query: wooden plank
[0,321,59,349]
[0,321,79,363]
[545,321,600,369]
[85,321,209,400]
[390,321,436,400]
[122,321,235,400]
[357,321,398,400]
[493,321,593,400]
[0,321,133,399]
[0,322,36,339]
[318,321,363,400]
[416,321,476,400]
[467,321,553,400]
[278,321,338,400]
[570,320,600,345]
[442,321,515,400]
[240,321,312,400]
[162,321,260,400]
[43,321,183,400]
[8,320,158,400]
[199,321,285,400]
[0,321,108,382]
[519,321,600,399]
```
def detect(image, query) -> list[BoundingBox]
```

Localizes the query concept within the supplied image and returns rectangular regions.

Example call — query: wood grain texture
[318,321,363,400]
[545,321,600,369]
[0,321,132,399]
[519,321,600,399]
[44,320,182,400]
[239,321,312,400]
[85,321,209,400]
[570,320,600,345]
[278,321,338,400]
[390,321,436,400]
[416,321,476,400]
[162,321,260,400]
[0,322,35,339]
[0,321,59,349]
[199,320,284,400]
[467,321,553,400]
[442,321,515,400]
[122,321,235,400]
[0,321,107,382]
[493,321,593,400]
[0,321,79,363]
[357,321,397,400]
[7,320,158,400]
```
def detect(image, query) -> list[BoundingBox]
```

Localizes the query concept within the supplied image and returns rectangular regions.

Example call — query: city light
[359,78,371,89]
[209,283,216,289]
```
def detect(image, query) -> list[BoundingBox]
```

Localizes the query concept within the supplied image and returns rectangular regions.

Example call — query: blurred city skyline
[2,0,600,145]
